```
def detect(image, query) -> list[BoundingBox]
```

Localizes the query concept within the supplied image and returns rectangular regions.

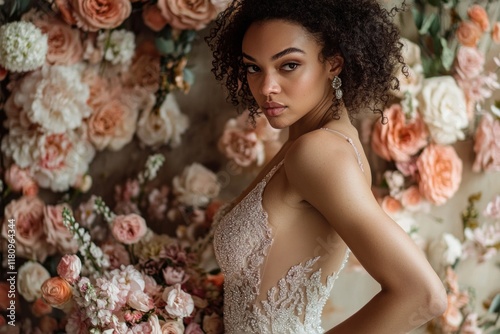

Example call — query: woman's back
[213,128,366,333]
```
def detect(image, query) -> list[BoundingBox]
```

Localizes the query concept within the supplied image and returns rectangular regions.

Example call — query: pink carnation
[111,214,147,244]
[57,254,82,283]
[416,144,463,206]
[4,164,38,196]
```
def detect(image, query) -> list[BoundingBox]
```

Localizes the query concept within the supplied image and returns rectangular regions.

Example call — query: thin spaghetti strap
[320,128,364,172]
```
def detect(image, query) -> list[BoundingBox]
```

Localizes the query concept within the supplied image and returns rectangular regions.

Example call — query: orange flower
[381,196,403,215]
[41,277,73,309]
[467,5,490,32]
[456,21,482,47]
[492,22,500,44]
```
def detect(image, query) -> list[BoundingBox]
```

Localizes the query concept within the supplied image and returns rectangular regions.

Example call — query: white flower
[128,290,153,312]
[383,170,405,197]
[162,284,194,318]
[1,125,37,168]
[393,38,424,101]
[136,93,190,148]
[98,29,135,66]
[173,163,221,207]
[427,233,463,277]
[0,21,48,72]
[418,76,468,144]
[17,261,51,302]
[12,65,91,133]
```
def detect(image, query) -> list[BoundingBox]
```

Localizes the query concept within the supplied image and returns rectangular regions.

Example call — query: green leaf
[489,293,500,313]
[155,37,175,55]
[183,68,195,86]
[17,0,32,13]
[429,13,441,36]
[440,38,455,71]
[487,329,500,334]
[419,13,437,35]
[412,8,424,30]
[427,0,441,7]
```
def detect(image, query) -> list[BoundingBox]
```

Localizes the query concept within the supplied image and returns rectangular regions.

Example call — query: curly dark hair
[206,0,407,122]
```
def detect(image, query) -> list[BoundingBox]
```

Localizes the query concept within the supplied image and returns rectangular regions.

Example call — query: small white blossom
[97,29,135,65]
[0,21,48,72]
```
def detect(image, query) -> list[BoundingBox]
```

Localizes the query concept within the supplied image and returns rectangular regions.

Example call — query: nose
[259,72,280,97]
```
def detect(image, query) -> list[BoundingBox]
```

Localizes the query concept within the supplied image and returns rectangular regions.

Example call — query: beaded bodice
[213,135,357,334]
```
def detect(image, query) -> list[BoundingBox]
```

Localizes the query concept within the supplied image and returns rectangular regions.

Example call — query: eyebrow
[242,47,306,62]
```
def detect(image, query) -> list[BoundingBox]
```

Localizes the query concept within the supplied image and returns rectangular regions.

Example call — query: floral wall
[0,0,499,333]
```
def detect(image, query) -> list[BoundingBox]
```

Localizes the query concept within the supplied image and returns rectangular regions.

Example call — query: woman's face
[242,19,334,129]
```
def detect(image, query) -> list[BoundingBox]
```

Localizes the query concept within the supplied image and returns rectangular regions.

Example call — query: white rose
[160,319,185,334]
[127,290,153,312]
[172,163,221,207]
[162,283,194,318]
[17,261,51,302]
[427,233,463,277]
[418,76,468,144]
[136,93,190,148]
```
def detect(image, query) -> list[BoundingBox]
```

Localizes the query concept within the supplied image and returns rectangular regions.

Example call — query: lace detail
[213,161,350,334]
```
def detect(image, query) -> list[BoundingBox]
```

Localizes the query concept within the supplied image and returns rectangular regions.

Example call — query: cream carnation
[17,261,51,302]
[136,93,190,148]
[0,21,48,72]
[97,29,136,66]
[418,76,468,145]
[172,163,221,207]
[12,65,91,134]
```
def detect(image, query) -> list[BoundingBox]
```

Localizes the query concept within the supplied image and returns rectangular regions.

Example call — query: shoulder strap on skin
[320,127,364,172]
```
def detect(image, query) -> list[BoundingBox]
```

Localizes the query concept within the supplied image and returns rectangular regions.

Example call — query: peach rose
[2,196,55,262]
[172,163,221,207]
[4,164,38,196]
[32,298,53,317]
[143,4,168,32]
[111,214,147,244]
[82,32,104,64]
[55,0,78,25]
[219,123,265,167]
[44,204,79,253]
[416,144,463,206]
[400,186,424,211]
[87,97,138,151]
[41,277,73,309]
[455,46,484,80]
[456,21,482,47]
[33,16,83,65]
[493,22,500,44]
[69,0,132,32]
[161,319,185,333]
[122,41,161,93]
[380,196,402,216]
[467,5,489,32]
[101,241,131,269]
[371,104,428,162]
[472,112,500,172]
[203,313,224,334]
[157,0,217,30]
[57,255,82,283]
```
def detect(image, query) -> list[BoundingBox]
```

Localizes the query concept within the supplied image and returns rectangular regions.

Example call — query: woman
[206,0,447,333]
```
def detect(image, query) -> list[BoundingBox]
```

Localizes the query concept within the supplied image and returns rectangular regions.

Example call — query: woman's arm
[285,132,447,334]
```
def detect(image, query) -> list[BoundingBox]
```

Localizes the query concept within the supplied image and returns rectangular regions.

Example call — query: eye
[244,64,260,74]
[282,63,300,71]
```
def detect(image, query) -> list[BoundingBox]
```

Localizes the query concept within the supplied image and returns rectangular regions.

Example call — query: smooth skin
[240,19,447,333]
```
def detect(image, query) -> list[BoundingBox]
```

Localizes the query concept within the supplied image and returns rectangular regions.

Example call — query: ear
[327,54,344,79]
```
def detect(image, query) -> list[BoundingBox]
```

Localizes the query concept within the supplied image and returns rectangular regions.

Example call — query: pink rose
[161,319,185,333]
[483,195,500,219]
[2,196,55,262]
[81,68,110,109]
[55,0,78,25]
[157,0,217,30]
[203,313,224,334]
[68,0,132,32]
[455,47,484,80]
[82,32,104,64]
[493,22,500,44]
[65,309,89,334]
[218,124,265,167]
[57,255,82,283]
[162,283,194,318]
[101,241,131,269]
[467,5,490,32]
[456,21,482,47]
[111,214,147,244]
[4,164,38,196]
[44,204,79,253]
[371,104,428,162]
[400,186,425,211]
[143,4,168,32]
[163,267,188,285]
[41,277,73,309]
[31,298,53,317]
[416,144,463,206]
[395,158,418,177]
[127,290,154,312]
[472,113,500,172]
[185,322,204,334]
[33,16,83,65]
[87,97,138,151]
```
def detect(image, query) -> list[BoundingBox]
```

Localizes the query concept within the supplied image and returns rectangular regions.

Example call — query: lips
[262,101,286,117]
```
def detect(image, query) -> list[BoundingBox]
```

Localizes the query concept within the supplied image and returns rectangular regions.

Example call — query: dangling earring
[331,76,343,100]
